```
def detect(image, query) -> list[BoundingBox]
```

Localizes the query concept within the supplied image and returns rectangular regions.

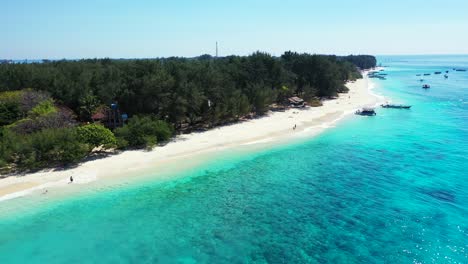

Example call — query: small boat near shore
[355,107,376,116]
[381,103,412,109]
[455,69,466,72]
[434,71,442,74]
[368,72,387,80]
[422,84,430,89]
[423,73,431,76]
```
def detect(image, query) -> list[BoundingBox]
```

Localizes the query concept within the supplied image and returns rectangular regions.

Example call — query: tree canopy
[0,52,375,128]
[0,52,376,172]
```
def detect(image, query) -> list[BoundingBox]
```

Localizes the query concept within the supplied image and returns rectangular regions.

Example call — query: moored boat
[422,84,430,89]
[368,72,387,80]
[423,73,431,76]
[355,107,376,116]
[381,103,412,109]
[434,71,442,74]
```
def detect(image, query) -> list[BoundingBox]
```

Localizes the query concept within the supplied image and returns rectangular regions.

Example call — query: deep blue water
[0,55,467,263]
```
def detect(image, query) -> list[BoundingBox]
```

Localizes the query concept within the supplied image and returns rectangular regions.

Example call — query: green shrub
[0,101,21,126]
[1,126,89,171]
[307,98,323,107]
[77,123,117,150]
[152,119,174,142]
[116,137,129,149]
[28,99,56,117]
[0,128,17,164]
[0,90,23,103]
[114,116,174,149]
[0,158,7,170]
[12,128,89,170]
[0,90,24,126]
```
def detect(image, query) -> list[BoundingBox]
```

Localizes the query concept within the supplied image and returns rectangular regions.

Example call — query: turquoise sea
[0,55,467,263]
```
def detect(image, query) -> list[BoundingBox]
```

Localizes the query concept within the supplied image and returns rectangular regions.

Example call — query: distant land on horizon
[2,53,468,64]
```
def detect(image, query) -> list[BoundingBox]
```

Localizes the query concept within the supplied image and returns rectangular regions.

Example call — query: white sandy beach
[0,70,385,202]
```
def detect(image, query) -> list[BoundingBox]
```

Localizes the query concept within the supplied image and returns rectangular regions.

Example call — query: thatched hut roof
[91,112,106,120]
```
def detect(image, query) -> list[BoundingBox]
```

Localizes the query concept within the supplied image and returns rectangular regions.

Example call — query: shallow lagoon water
[0,55,467,263]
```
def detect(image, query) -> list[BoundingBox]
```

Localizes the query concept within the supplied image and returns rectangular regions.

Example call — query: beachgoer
[69,176,74,183]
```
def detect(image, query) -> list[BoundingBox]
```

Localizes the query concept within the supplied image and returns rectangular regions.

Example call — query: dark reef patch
[426,190,456,203]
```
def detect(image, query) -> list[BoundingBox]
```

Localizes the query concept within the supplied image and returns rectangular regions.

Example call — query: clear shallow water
[1,55,467,263]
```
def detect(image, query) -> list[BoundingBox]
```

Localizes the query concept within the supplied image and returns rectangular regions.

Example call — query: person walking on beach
[293,124,297,130]
[69,176,74,184]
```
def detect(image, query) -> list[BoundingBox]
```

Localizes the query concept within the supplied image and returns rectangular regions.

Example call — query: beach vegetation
[0,90,24,126]
[0,99,21,126]
[341,55,377,70]
[78,92,100,121]
[0,127,89,170]
[0,53,375,128]
[28,98,56,117]
[114,116,174,149]
[76,123,117,150]
[0,53,376,172]
[307,97,323,107]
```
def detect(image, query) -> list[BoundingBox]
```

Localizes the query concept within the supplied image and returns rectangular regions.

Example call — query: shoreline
[0,69,385,203]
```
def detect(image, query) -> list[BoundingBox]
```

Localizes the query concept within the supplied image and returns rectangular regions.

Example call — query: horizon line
[3,53,468,61]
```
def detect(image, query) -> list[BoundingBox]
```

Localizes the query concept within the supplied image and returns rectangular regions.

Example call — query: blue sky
[2,0,468,59]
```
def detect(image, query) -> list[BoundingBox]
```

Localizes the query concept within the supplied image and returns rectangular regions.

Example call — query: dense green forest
[0,52,376,172]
